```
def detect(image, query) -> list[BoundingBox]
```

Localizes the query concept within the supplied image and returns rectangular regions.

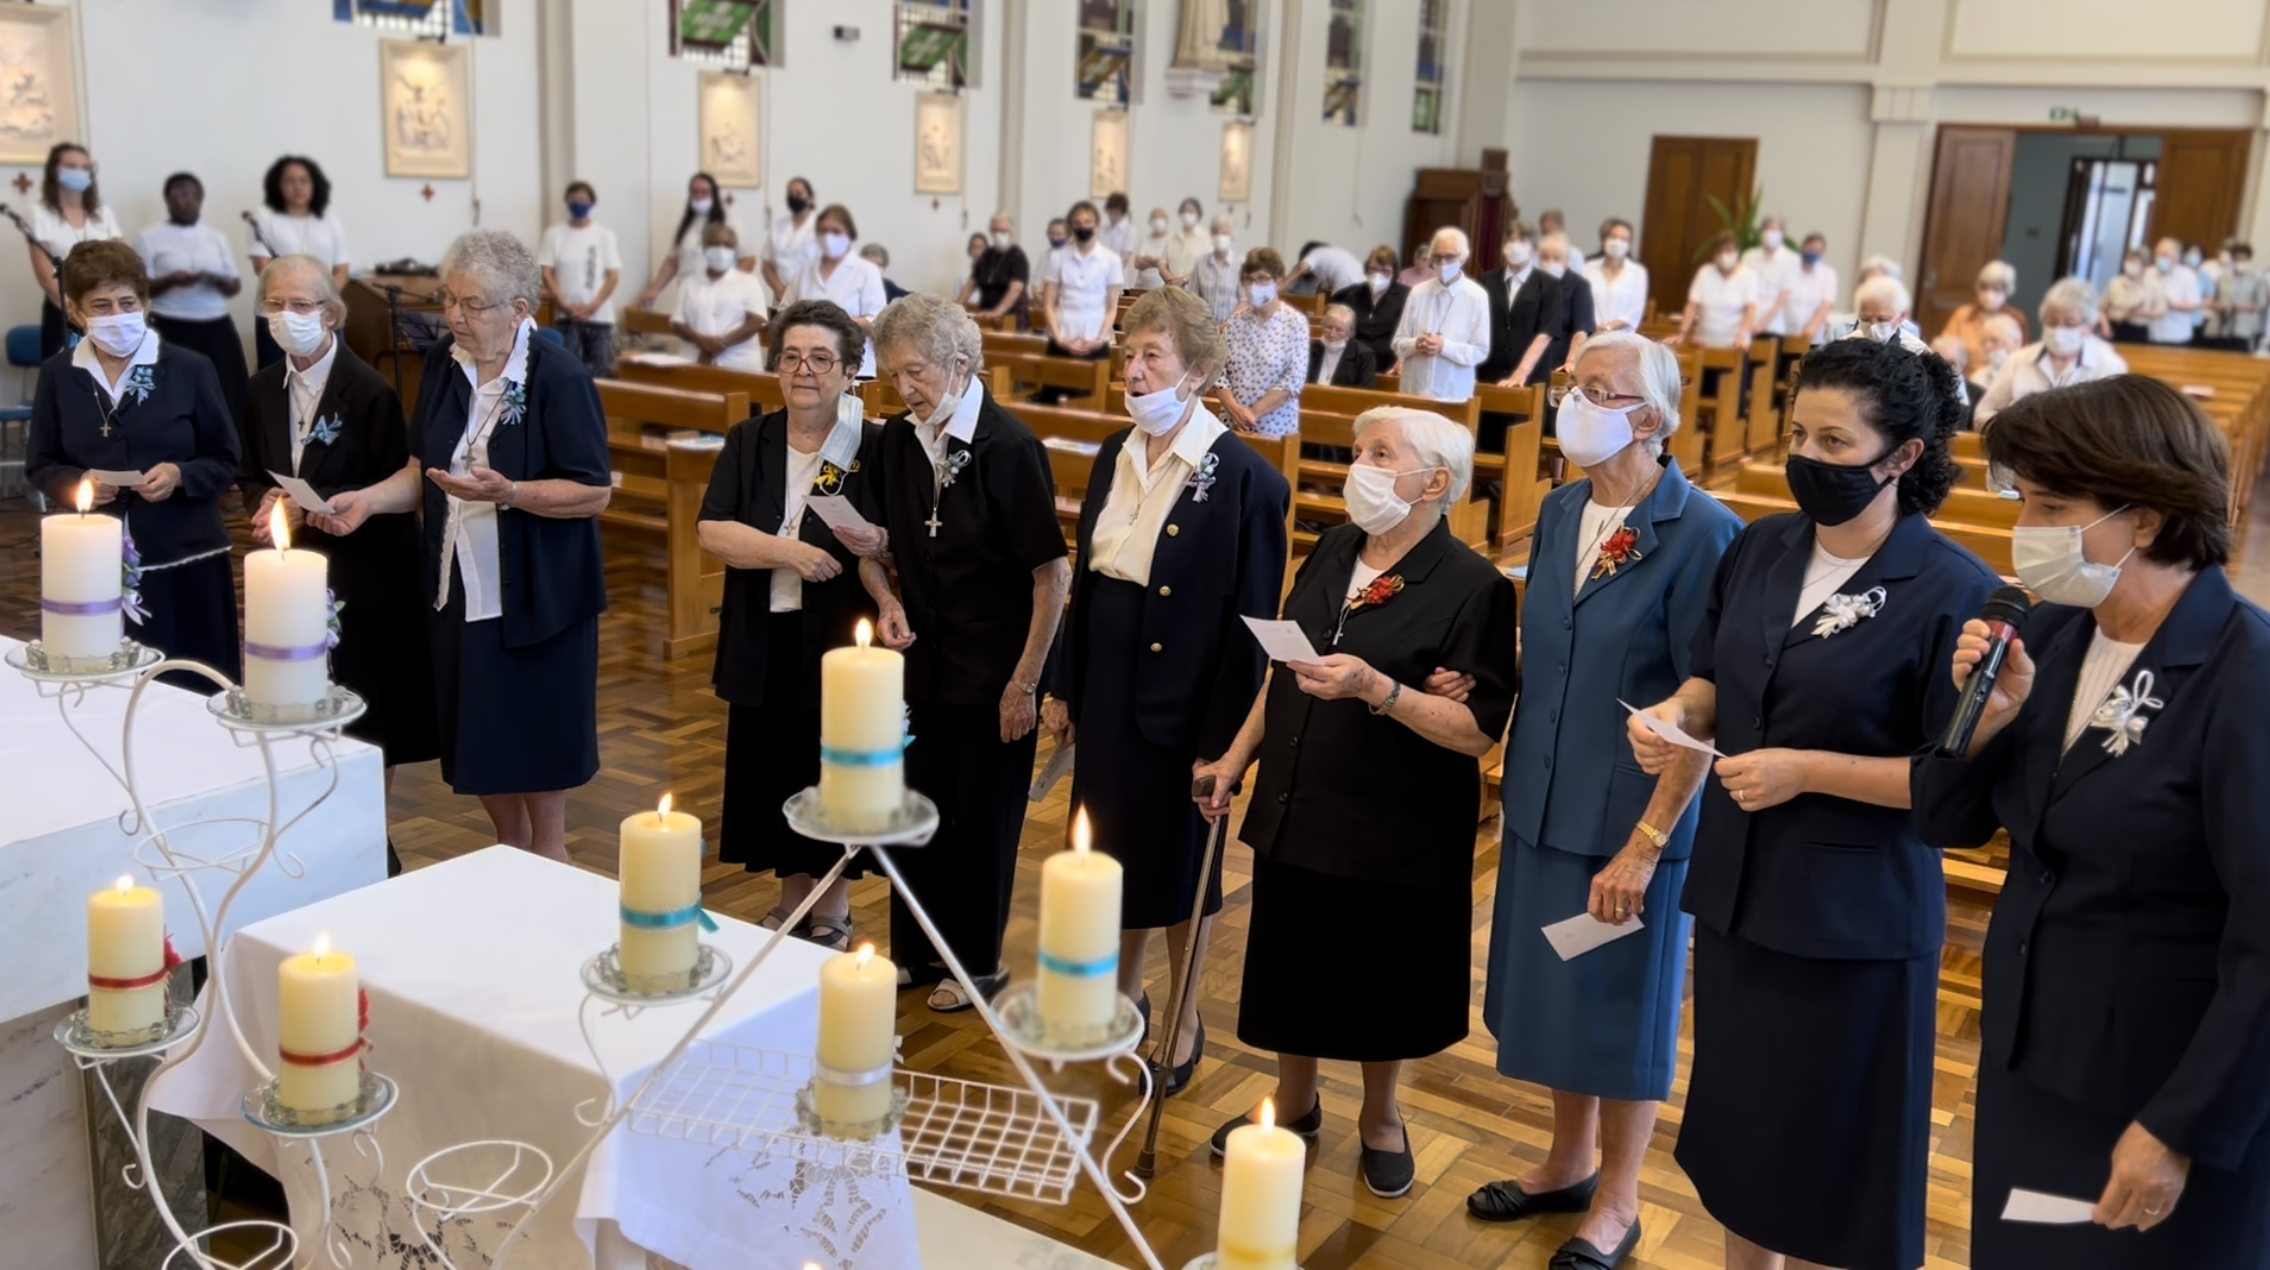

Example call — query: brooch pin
[2089,668,2164,757]
[324,590,344,652]
[1591,525,1643,582]
[815,461,847,495]
[1811,585,1887,639]
[498,380,527,429]
[1185,451,1220,503]
[1331,573,1405,646]
[940,449,973,488]
[121,364,156,407]
[120,526,147,626]
[307,413,344,448]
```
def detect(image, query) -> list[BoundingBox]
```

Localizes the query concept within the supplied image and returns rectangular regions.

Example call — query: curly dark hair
[263,155,331,217]
[1791,336,1964,517]
[767,299,867,373]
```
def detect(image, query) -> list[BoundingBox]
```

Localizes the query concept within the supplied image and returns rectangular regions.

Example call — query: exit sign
[2050,106,2082,122]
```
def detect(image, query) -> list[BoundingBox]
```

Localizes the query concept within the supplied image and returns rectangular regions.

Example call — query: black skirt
[151,315,248,428]
[1236,851,1470,1063]
[718,611,871,880]
[1067,577,1223,929]
[136,551,240,689]
[428,573,599,796]
[330,593,438,767]
[251,314,285,371]
[40,299,68,360]
[1676,924,1936,1270]
[1972,1062,2270,1268]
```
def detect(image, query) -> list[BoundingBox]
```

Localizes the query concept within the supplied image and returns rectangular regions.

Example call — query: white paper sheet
[267,471,336,516]
[1242,616,1322,664]
[1542,911,1646,961]
[1619,698,1726,758]
[806,494,876,535]
[2001,1189,2097,1224]
[86,469,146,487]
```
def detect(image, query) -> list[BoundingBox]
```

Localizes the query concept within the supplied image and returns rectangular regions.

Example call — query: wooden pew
[993,351,1111,409]
[619,308,676,340]
[595,380,748,535]
[1290,384,1489,552]
[1711,489,2015,576]
[664,439,726,659]
[1734,463,2022,528]
[617,357,784,413]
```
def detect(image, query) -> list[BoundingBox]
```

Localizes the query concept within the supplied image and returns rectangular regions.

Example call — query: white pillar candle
[243,501,332,710]
[1217,1099,1305,1270]
[1037,808,1124,1040]
[40,482,123,662]
[618,792,706,989]
[819,620,905,831]
[85,875,165,1037]
[278,935,362,1117]
[814,943,897,1131]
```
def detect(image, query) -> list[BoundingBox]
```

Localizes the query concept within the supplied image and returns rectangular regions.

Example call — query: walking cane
[1135,772,1236,1180]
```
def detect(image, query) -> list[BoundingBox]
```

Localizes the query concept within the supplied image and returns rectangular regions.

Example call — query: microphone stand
[373,282,410,402]
[0,204,64,275]
[240,209,280,261]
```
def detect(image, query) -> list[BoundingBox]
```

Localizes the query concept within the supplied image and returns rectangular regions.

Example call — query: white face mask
[1865,321,1902,343]
[1344,462,1425,536]
[2044,325,2085,357]
[1248,282,1277,307]
[1368,272,1391,294]
[2012,506,2134,608]
[689,197,714,215]
[821,232,851,260]
[1556,393,1642,468]
[1324,338,1346,353]
[1504,241,1533,267]
[1717,252,1739,272]
[86,312,145,357]
[1123,372,1198,436]
[1437,261,1463,284]
[1986,347,2010,368]
[1980,288,2007,311]
[1149,217,1168,236]
[1181,210,1200,229]
[704,245,738,273]
[267,309,329,358]
[919,359,970,430]
[1213,234,1234,254]
[1541,260,1567,279]
[1761,229,1784,250]
[991,230,1012,249]
[1603,238,1630,260]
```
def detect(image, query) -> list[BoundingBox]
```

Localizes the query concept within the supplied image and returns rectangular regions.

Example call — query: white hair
[1323,302,1356,327]
[1858,254,1905,283]
[1981,313,2023,346]
[1429,226,1470,261]
[1210,213,1234,234]
[1931,334,1969,371]
[1976,260,2016,291]
[872,291,985,374]
[1855,274,1911,317]
[1538,231,1572,260]
[260,253,347,327]
[1354,407,1473,504]
[2041,276,2099,325]
[440,230,543,308]
[1576,331,1683,456]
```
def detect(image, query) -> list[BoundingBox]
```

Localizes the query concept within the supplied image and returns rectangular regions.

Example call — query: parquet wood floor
[8,478,2269,1270]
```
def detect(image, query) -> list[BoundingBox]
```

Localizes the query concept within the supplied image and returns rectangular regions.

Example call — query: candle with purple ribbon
[40,480,125,663]
[244,500,334,711]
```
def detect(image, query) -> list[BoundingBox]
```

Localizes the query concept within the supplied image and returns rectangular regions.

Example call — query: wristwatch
[1010,678,1039,696]
[1634,820,1670,850]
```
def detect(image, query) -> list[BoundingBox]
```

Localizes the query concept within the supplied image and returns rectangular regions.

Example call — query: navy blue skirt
[719,611,870,880]
[428,574,598,796]
[1676,924,1936,1270]
[136,550,240,689]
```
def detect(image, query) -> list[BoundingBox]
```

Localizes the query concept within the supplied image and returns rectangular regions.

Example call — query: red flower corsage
[1351,573,1405,612]
[1591,526,1643,581]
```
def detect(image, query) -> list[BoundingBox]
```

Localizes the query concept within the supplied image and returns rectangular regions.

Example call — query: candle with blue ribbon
[819,619,907,831]
[618,793,710,991]
[1036,808,1124,1042]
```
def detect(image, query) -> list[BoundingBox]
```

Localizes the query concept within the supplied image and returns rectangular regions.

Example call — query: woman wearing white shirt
[1582,218,1650,334]
[1128,207,1175,290]
[1973,277,2129,427]
[249,156,352,369]
[633,173,750,312]
[1162,198,1209,288]
[140,173,247,425]
[29,142,123,358]
[1780,233,1841,346]
[1739,216,1800,337]
[759,175,819,300]
[1673,232,1757,350]
[1042,200,1124,372]
[1185,215,1242,323]
[783,204,887,379]
[673,224,772,373]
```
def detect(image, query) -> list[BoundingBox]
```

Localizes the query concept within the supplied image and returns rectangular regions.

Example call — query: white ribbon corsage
[307,412,344,448]
[2089,668,2164,757]
[940,448,973,488]
[122,363,156,407]
[1185,451,1220,503]
[1810,585,1886,639]
[498,379,527,429]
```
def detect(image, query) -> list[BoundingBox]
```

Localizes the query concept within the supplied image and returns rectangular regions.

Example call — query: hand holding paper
[807,494,875,535]
[1621,698,1724,758]
[87,469,147,489]
[2000,1189,2096,1225]
[1242,616,1322,665]
[268,471,336,516]
[1542,912,1645,961]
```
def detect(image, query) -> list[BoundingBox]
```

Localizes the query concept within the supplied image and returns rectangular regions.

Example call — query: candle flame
[312,932,331,960]
[1260,1097,1275,1133]
[75,479,93,513]
[658,792,674,819]
[857,943,875,967]
[113,875,133,895]
[1073,807,1092,855]
[270,498,291,552]
[855,618,873,648]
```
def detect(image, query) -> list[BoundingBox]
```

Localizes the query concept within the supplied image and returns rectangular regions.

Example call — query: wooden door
[2151,129,2252,254]
[1639,136,1758,322]
[1917,126,2016,337]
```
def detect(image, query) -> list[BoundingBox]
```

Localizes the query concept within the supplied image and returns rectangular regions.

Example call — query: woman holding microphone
[1627,337,1998,1270]
[1916,376,2270,1266]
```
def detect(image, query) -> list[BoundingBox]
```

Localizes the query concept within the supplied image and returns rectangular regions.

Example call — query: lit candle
[618,792,706,990]
[243,500,332,710]
[85,875,165,1037]
[819,620,905,831]
[1216,1098,1305,1270]
[277,934,362,1117]
[1036,808,1123,1040]
[40,480,124,662]
[814,943,897,1131]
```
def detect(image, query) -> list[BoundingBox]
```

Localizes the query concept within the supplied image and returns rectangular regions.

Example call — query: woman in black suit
[1041,287,1289,1093]
[248,256,438,876]
[1628,338,1996,1270]
[1194,408,1518,1200]
[27,240,241,681]
[699,300,885,951]
[1538,232,1597,377]
[1330,245,1408,366]
[1917,376,2270,1267]
[1307,302,1377,388]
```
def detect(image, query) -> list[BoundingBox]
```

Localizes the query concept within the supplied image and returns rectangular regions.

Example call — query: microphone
[1936,585,2034,758]
[240,209,256,223]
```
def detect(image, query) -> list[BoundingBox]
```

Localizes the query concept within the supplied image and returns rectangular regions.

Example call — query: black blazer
[1685,511,1999,960]
[1914,567,2270,1170]
[1330,279,1408,364]
[411,330,611,648]
[1543,271,1597,374]
[27,342,239,565]
[1306,338,1377,388]
[1056,423,1289,757]
[865,389,1069,705]
[239,344,420,607]
[699,410,882,708]
[1477,266,1564,385]
[1240,519,1520,887]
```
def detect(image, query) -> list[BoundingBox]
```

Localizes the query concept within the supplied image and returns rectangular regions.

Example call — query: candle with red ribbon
[86,875,171,1038]
[277,934,366,1118]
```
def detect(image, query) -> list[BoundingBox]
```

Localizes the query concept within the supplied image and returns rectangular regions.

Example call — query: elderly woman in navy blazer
[1917,376,2270,1268]
[1628,338,1997,1270]
[1042,286,1289,1095]
[1466,332,1739,1269]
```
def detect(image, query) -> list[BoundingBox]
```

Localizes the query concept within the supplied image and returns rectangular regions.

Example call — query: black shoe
[1360,1124,1415,1199]
[1548,1219,1641,1270]
[1162,1017,1204,1097]
[1209,1098,1324,1157]
[1466,1172,1600,1222]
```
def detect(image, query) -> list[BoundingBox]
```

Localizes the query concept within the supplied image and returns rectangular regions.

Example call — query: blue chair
[7,324,41,401]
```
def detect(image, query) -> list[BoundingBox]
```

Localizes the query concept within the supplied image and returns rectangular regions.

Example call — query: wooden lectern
[1403,148,1517,273]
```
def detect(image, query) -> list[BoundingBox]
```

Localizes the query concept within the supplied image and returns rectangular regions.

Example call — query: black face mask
[1072,225,1095,243]
[786,194,810,215]
[1784,451,1894,527]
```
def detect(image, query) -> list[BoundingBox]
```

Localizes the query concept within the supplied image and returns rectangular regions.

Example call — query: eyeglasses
[259,299,324,316]
[436,291,504,316]
[1568,384,1647,408]
[777,350,840,374]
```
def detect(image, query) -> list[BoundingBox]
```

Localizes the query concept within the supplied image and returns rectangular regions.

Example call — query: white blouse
[1790,539,1867,629]
[2065,629,2145,753]
[438,320,533,623]
[762,212,819,281]
[32,203,122,279]
[249,210,350,269]
[787,255,888,378]
[1582,258,1650,333]
[1045,244,1124,344]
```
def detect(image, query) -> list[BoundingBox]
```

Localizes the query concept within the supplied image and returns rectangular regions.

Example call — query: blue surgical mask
[567,200,594,220]
[57,167,91,194]
[1801,250,1822,267]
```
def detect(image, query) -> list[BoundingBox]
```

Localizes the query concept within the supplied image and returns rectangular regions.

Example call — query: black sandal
[1548,1219,1641,1270]
[1466,1172,1599,1222]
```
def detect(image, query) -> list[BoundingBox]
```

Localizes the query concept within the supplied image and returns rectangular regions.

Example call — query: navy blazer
[1056,420,1289,758]
[411,331,611,649]
[1503,459,1740,860]
[27,342,239,566]
[1914,567,2270,1170]
[1685,511,2000,960]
